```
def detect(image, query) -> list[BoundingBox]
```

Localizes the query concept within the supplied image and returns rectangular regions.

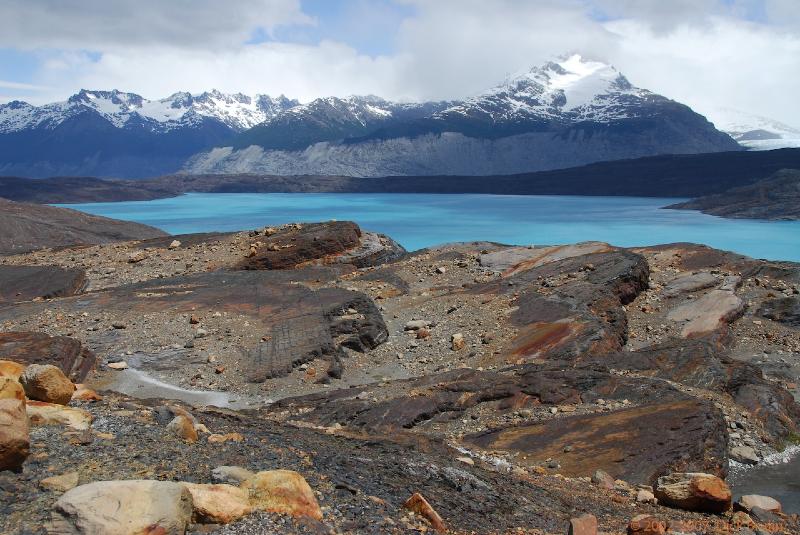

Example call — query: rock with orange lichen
[241,470,322,520]
[654,472,731,513]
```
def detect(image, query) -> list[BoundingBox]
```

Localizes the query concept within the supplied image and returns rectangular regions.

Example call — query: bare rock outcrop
[0,198,166,256]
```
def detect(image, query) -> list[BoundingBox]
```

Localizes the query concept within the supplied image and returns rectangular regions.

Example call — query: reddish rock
[235,221,403,270]
[167,415,198,443]
[730,511,756,530]
[591,469,615,490]
[568,513,598,535]
[654,472,731,513]
[404,492,447,533]
[0,397,29,471]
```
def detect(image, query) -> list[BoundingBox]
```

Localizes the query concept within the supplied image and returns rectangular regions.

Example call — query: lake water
[58,193,800,261]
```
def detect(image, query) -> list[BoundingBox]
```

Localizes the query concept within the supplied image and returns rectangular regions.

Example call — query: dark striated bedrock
[0,270,387,382]
[467,398,728,485]
[0,265,86,303]
[757,296,800,328]
[272,362,729,484]
[246,288,388,382]
[474,249,650,361]
[0,331,96,382]
[589,338,800,443]
[275,365,678,429]
[234,221,405,271]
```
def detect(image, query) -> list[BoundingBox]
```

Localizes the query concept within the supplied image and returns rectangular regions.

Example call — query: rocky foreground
[1,219,800,534]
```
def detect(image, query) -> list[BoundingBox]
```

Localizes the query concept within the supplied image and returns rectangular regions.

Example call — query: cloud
[25,41,404,104]
[0,0,313,51]
[0,80,51,91]
[3,0,799,126]
[605,16,800,125]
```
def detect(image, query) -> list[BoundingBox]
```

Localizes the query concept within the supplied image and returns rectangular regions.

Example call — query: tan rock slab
[182,482,253,524]
[736,494,782,513]
[667,290,745,337]
[207,432,244,444]
[50,480,192,535]
[40,472,80,492]
[26,401,92,431]
[479,242,613,276]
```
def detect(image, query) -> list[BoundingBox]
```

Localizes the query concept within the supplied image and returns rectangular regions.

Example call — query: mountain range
[705,107,800,151]
[3,54,790,179]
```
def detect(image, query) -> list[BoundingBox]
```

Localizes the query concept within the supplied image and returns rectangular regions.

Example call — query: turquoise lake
[58,193,800,262]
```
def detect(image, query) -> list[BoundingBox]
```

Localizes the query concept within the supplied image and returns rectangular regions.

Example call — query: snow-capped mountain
[706,107,800,150]
[435,55,656,124]
[0,89,298,134]
[0,89,299,178]
[233,95,451,151]
[187,54,740,177]
[0,55,742,178]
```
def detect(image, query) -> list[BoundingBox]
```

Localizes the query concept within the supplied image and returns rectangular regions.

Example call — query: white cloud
[0,0,312,51]
[605,17,800,126]
[4,0,800,127]
[26,42,405,104]
[0,80,51,91]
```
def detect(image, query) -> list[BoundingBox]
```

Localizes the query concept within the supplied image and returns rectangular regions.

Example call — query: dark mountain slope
[1,148,798,204]
[0,198,167,255]
[668,168,800,220]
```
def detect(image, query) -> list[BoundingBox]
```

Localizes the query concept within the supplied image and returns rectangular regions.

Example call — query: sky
[1,0,799,126]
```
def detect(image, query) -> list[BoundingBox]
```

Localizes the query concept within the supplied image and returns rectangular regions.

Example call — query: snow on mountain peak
[439,54,651,124]
[0,90,300,134]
